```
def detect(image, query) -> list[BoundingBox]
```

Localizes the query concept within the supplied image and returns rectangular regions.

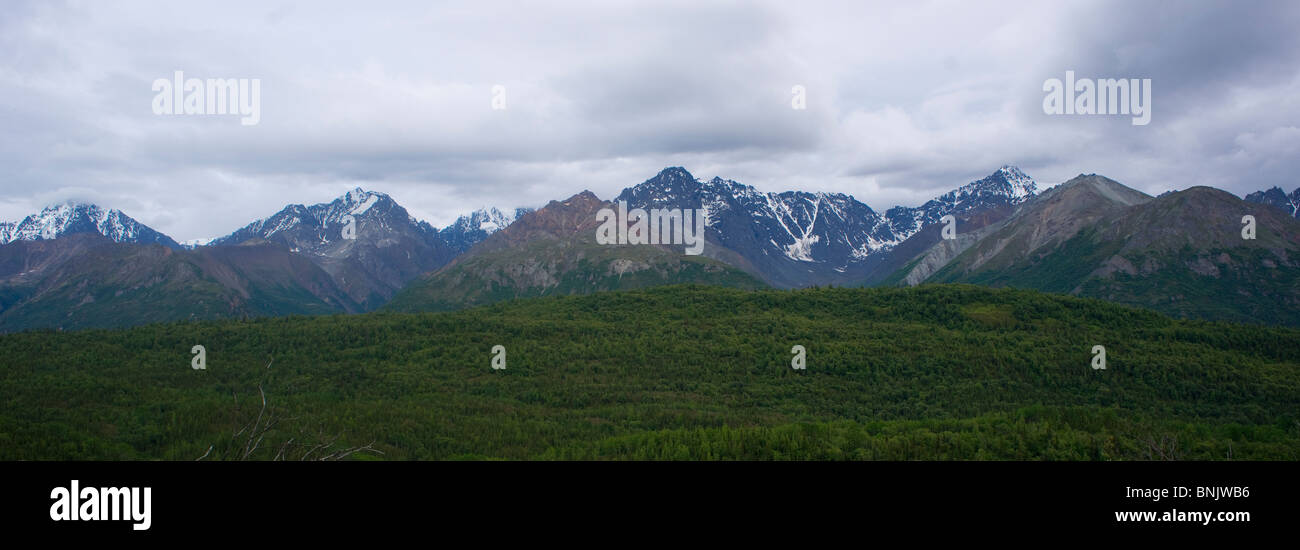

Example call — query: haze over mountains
[2,167,1297,331]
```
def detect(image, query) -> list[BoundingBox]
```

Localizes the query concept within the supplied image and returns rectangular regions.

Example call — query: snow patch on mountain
[213,187,532,261]
[219,188,403,249]
[350,192,381,216]
[785,234,820,262]
[614,165,1038,288]
[179,237,215,249]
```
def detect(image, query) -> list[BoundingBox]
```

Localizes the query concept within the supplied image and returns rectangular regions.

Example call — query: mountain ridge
[1244,185,1299,217]
[384,189,767,312]
[613,165,1038,287]
[8,166,1296,330]
[0,233,359,332]
[910,175,1300,325]
[0,202,181,249]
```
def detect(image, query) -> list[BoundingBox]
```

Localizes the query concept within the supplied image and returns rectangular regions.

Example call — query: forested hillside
[2,284,1296,460]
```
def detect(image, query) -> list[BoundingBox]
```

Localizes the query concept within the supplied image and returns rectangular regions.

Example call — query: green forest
[1,284,1296,460]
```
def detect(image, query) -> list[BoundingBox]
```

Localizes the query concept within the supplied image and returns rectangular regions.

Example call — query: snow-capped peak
[447,206,525,235]
[342,187,385,214]
[346,187,366,203]
[613,165,1039,280]
[919,166,1038,216]
[437,205,534,253]
[22,202,109,242]
[0,201,179,248]
[307,187,391,228]
[349,193,381,216]
[994,165,1037,201]
[179,237,216,249]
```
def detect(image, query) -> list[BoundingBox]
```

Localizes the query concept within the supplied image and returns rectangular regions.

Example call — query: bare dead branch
[208,355,382,461]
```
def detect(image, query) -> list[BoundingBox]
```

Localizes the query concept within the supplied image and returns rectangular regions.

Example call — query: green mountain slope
[385,239,764,312]
[0,234,357,332]
[926,178,1300,325]
[385,191,765,312]
[2,284,1296,460]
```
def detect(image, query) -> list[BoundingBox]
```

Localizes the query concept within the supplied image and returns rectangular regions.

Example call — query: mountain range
[610,165,1037,287]
[2,167,1297,331]
[0,190,526,330]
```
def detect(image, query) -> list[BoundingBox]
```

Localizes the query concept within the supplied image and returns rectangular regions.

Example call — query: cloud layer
[2,0,1298,240]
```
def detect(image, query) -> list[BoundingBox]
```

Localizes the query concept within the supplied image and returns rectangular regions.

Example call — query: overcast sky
[2,0,1298,241]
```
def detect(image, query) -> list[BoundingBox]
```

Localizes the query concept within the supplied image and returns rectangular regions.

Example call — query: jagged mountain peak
[209,188,459,309]
[634,167,706,196]
[450,206,512,232]
[996,164,1031,178]
[345,186,377,201]
[936,165,1038,207]
[653,166,696,181]
[1245,186,1287,201]
[991,165,1037,198]
[216,187,407,247]
[876,166,1040,252]
[323,187,393,221]
[438,204,535,255]
[449,190,610,257]
[609,165,1041,287]
[0,201,180,249]
[1244,185,1299,218]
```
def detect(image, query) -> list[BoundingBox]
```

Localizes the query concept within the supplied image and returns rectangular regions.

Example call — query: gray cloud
[0,0,1297,241]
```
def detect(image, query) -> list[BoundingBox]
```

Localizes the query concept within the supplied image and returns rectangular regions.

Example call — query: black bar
[4,461,1291,539]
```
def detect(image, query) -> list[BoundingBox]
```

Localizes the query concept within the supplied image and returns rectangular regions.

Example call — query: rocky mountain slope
[0,233,357,332]
[613,166,1037,288]
[384,190,766,312]
[438,206,534,255]
[1245,186,1299,217]
[908,174,1300,325]
[210,188,457,309]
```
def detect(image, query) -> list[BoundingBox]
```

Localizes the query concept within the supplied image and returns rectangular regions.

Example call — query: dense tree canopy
[1,284,1296,460]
